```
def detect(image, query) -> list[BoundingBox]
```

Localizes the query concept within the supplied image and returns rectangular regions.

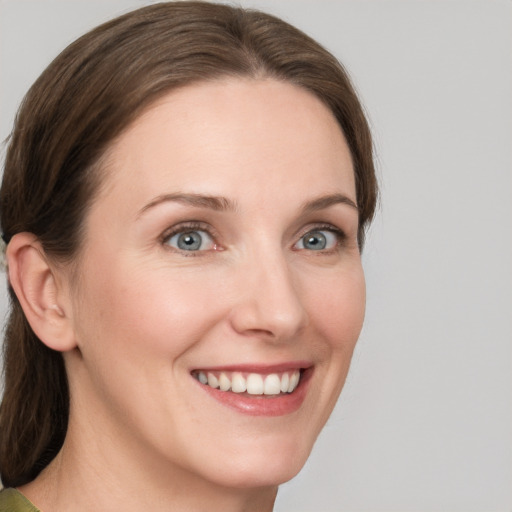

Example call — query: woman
[0,2,377,511]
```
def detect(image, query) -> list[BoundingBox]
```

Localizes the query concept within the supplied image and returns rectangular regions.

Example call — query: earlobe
[6,232,77,352]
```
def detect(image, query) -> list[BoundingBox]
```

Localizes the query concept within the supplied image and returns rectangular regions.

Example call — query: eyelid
[293,223,347,251]
[160,221,220,253]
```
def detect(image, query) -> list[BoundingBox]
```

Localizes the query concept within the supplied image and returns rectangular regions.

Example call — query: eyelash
[160,222,346,255]
[161,221,219,256]
[295,224,347,253]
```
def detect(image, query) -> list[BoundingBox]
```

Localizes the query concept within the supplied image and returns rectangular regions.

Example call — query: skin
[16,79,366,512]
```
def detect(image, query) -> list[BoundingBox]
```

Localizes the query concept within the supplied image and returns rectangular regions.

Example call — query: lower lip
[195,368,313,417]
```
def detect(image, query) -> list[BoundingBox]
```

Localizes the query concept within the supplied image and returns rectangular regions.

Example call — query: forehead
[97,78,355,211]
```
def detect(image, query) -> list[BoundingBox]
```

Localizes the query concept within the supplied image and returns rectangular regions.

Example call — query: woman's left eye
[294,229,340,251]
[165,230,215,252]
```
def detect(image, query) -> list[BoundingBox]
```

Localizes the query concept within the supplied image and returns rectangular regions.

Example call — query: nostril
[243,327,275,337]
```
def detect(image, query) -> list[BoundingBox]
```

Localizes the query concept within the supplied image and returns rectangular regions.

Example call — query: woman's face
[64,79,365,489]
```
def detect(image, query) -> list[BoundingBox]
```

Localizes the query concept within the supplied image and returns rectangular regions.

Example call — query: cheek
[302,265,365,427]
[307,265,366,352]
[75,259,225,361]
[68,258,228,441]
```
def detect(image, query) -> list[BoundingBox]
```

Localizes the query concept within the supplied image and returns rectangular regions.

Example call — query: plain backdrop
[0,1,510,511]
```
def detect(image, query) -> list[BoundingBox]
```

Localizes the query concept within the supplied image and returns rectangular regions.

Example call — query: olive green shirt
[0,488,40,512]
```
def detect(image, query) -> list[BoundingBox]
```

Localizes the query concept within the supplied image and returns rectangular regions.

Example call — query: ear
[6,232,77,352]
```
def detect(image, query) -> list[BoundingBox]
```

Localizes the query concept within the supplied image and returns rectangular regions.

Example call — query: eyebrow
[301,193,358,214]
[137,193,238,217]
[137,191,357,218]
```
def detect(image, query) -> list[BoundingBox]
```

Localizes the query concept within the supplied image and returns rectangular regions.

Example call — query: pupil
[305,232,326,250]
[178,232,201,250]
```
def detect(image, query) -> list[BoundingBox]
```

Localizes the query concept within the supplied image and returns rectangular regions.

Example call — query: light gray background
[0,1,510,511]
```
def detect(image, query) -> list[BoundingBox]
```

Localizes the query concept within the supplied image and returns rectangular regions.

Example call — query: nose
[229,251,309,342]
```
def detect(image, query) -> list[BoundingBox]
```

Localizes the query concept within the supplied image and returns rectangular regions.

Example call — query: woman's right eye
[165,229,215,252]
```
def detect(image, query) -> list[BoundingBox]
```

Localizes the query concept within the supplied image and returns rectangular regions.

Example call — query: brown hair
[0,1,377,487]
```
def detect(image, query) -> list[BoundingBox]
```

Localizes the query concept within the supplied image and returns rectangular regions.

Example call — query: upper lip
[191,361,313,374]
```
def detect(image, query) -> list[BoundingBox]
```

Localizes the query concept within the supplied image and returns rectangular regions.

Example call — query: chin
[212,461,305,490]
[198,436,314,490]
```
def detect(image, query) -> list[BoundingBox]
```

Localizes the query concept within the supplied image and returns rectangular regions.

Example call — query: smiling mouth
[192,369,303,396]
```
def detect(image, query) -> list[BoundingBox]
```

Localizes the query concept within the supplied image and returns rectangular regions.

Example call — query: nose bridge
[230,241,308,340]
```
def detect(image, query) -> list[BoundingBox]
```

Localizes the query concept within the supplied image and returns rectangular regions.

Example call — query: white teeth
[231,372,247,393]
[246,373,264,395]
[288,370,300,393]
[197,369,303,395]
[219,372,231,391]
[264,374,282,395]
[280,373,290,393]
[207,372,219,389]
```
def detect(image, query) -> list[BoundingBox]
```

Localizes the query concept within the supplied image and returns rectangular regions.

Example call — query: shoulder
[0,488,41,512]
